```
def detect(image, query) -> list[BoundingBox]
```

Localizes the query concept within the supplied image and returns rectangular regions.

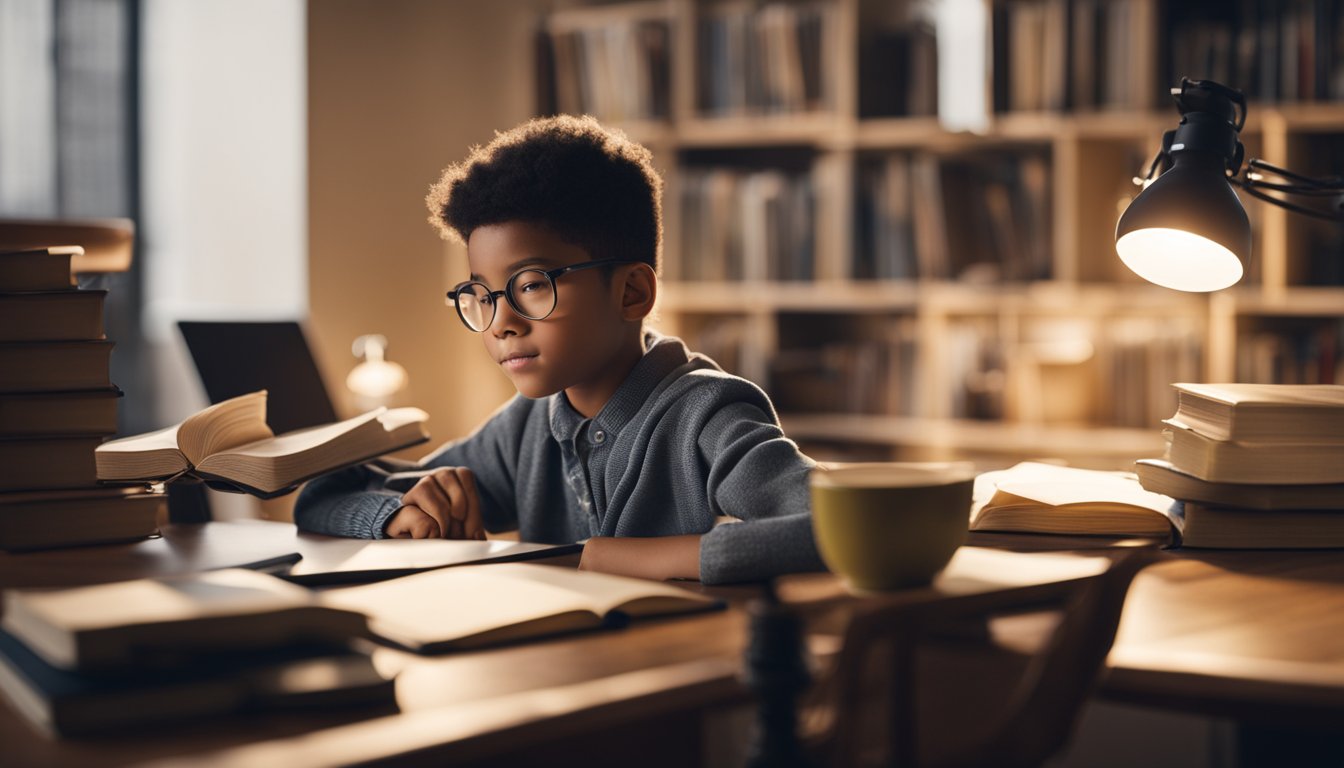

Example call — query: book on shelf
[0,388,121,437]
[1136,458,1344,511]
[971,462,1178,538]
[1162,418,1344,485]
[858,16,937,119]
[0,340,114,394]
[1169,383,1344,443]
[1176,501,1344,550]
[1,568,369,673]
[0,631,392,737]
[95,390,430,498]
[0,487,162,551]
[0,246,82,292]
[1237,325,1344,384]
[320,563,723,653]
[0,437,102,492]
[0,289,106,342]
[695,1,833,117]
[676,167,815,283]
[546,9,671,123]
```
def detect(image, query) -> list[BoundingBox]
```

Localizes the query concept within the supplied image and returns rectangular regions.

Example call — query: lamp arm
[1231,158,1344,222]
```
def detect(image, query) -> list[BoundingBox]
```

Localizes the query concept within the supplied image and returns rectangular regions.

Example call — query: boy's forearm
[578,535,703,581]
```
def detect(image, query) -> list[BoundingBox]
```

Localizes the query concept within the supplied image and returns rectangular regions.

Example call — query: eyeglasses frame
[445,258,640,332]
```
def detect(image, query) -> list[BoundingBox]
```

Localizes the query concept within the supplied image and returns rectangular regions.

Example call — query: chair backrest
[807,549,1152,768]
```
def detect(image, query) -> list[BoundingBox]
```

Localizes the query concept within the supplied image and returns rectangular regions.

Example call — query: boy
[295,115,823,584]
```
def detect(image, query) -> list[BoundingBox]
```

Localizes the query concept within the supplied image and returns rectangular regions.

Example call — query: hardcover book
[1171,383,1344,443]
[1162,419,1344,485]
[0,340,113,394]
[0,290,106,342]
[1177,501,1344,550]
[1135,458,1344,511]
[0,246,81,292]
[0,388,122,437]
[95,391,430,497]
[0,631,392,737]
[0,568,369,672]
[0,487,162,551]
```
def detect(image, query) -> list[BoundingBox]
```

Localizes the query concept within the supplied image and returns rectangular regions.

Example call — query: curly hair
[426,115,662,272]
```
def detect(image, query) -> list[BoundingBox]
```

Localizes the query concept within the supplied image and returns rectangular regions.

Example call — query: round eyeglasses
[445,259,638,332]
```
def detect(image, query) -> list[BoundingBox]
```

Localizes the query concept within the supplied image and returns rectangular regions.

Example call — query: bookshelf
[539,0,1344,468]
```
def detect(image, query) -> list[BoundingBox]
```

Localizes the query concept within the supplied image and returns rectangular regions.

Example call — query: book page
[972,462,1176,522]
[193,407,428,494]
[93,424,190,480]
[319,566,602,650]
[480,563,717,618]
[177,391,273,466]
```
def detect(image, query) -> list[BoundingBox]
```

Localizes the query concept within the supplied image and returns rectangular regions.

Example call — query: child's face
[463,221,634,401]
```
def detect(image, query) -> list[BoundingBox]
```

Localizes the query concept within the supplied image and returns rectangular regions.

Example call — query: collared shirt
[294,332,824,584]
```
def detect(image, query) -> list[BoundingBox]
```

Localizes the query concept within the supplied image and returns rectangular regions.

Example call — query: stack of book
[0,569,393,737]
[0,244,163,550]
[1136,383,1344,549]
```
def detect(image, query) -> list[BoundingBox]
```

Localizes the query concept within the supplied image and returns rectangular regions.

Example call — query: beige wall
[308,0,546,451]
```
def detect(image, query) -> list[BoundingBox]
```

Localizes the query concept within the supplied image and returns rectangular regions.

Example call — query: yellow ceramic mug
[810,462,976,591]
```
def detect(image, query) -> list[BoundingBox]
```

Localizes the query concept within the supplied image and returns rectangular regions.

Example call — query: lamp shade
[1115,150,1249,292]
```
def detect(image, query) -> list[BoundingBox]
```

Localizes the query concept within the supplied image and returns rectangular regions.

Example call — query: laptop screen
[177,321,339,435]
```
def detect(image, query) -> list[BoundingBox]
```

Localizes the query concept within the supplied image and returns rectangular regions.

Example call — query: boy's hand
[389,467,485,540]
[578,535,702,581]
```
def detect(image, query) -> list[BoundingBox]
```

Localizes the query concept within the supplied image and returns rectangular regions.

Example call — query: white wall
[140,0,307,425]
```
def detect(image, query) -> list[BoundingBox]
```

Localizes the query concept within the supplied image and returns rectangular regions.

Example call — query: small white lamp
[346,334,407,407]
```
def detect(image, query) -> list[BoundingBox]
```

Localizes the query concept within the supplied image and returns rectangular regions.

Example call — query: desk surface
[2,523,1343,767]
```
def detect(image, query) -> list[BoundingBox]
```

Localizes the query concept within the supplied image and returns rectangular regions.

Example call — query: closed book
[1,568,369,673]
[1135,458,1344,511]
[0,632,392,737]
[0,246,80,292]
[321,563,723,652]
[0,437,101,491]
[0,340,113,393]
[1171,383,1344,443]
[0,218,134,274]
[96,390,430,498]
[970,462,1178,538]
[0,388,121,437]
[0,488,162,551]
[0,290,105,342]
[1163,419,1344,485]
[1177,501,1344,550]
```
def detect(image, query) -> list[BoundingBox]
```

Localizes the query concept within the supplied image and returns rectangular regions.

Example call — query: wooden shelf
[543,0,1344,454]
[676,113,850,148]
[1228,286,1344,317]
[782,413,1165,466]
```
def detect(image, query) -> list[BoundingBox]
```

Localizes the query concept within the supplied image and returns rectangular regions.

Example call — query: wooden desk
[2,524,1343,767]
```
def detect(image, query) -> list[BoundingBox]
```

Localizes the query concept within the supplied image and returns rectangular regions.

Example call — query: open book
[971,462,1180,539]
[95,391,429,497]
[320,563,723,652]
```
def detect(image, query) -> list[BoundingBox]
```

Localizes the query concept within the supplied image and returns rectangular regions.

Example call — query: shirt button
[592,430,606,444]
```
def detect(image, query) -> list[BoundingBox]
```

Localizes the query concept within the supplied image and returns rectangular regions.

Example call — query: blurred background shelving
[538,0,1344,467]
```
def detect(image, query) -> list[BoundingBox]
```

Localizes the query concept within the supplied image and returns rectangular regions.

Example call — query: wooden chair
[799,549,1151,768]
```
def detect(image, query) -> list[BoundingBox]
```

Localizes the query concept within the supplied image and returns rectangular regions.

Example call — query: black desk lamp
[1115,78,1344,292]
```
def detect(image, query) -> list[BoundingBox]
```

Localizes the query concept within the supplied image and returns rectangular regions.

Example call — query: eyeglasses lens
[510,269,557,320]
[455,283,493,332]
